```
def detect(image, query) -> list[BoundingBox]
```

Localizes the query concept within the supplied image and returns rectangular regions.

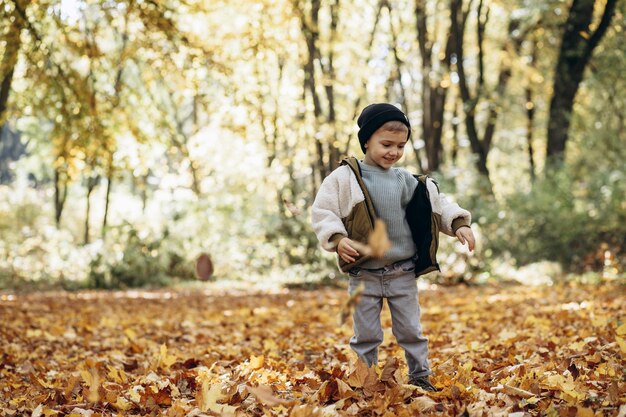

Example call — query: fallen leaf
[247,384,292,406]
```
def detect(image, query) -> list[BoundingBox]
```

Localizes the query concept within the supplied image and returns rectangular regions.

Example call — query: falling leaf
[350,219,391,258]
[195,253,214,281]
[79,360,100,403]
[339,282,364,325]
[283,198,302,216]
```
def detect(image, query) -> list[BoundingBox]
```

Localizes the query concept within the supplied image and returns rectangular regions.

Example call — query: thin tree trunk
[0,2,26,128]
[84,175,98,244]
[323,0,340,172]
[414,0,455,173]
[451,0,491,182]
[102,159,113,238]
[546,0,617,168]
[54,166,68,227]
[526,39,537,183]
[297,0,327,178]
[386,2,424,173]
[342,1,383,156]
[526,87,536,183]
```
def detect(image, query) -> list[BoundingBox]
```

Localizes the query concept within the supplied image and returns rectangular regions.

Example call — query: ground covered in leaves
[1,282,625,416]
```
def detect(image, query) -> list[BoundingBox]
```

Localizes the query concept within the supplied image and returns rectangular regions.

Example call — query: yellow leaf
[113,397,131,411]
[591,315,609,327]
[616,336,626,355]
[616,323,626,336]
[577,407,594,417]
[197,383,223,412]
[107,365,127,384]
[124,328,137,340]
[79,361,100,403]
[159,344,176,368]
[249,354,265,370]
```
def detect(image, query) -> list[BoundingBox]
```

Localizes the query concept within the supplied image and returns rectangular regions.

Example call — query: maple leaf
[350,219,391,259]
[247,384,292,406]
[79,359,100,403]
[248,354,265,370]
[339,282,364,325]
[159,344,176,368]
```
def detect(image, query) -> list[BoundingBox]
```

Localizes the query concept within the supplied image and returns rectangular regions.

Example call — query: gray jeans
[348,258,431,378]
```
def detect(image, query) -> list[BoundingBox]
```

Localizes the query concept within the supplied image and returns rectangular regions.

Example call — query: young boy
[310,103,475,391]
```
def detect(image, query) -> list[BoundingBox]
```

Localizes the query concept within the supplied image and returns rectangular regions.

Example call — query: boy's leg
[349,270,384,367]
[385,271,431,379]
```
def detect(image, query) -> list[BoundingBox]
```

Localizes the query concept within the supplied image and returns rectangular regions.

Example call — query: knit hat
[357,103,411,153]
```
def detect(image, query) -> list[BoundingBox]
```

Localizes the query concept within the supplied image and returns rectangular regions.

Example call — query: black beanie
[357,103,411,153]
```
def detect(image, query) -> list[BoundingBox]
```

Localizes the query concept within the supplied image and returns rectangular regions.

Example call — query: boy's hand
[455,226,475,252]
[337,237,360,263]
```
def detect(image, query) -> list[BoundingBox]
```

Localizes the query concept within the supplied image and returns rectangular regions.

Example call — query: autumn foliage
[1,282,624,416]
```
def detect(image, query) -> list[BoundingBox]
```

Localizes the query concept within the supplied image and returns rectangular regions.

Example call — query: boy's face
[363,129,408,169]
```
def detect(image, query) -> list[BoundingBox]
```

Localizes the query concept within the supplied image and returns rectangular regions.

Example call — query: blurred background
[0,0,624,291]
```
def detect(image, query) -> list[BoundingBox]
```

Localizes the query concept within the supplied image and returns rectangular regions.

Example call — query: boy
[310,103,475,391]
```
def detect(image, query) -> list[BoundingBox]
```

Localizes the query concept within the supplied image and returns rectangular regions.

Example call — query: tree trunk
[297,0,327,179]
[414,0,452,173]
[546,0,617,168]
[0,2,27,128]
[102,155,113,238]
[54,167,68,227]
[387,2,424,173]
[84,175,99,245]
[526,39,537,183]
[450,0,492,182]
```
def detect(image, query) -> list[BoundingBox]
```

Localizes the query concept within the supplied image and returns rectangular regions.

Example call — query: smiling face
[363,124,409,169]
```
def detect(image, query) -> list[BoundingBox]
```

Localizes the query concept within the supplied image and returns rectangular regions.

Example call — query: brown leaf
[350,219,391,258]
[283,198,302,216]
[339,282,364,325]
[247,384,292,406]
[195,253,214,281]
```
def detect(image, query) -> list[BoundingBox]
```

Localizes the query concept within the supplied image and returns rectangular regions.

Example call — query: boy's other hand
[337,237,360,263]
[455,226,475,252]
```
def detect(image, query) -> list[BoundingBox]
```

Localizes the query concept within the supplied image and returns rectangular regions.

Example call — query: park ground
[1,281,625,416]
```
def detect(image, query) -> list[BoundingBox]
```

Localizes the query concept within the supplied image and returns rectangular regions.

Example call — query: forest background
[0,0,624,290]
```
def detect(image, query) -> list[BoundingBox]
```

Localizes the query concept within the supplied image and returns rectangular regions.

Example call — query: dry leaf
[339,282,364,325]
[195,253,214,281]
[283,198,302,216]
[246,384,291,406]
[350,219,391,258]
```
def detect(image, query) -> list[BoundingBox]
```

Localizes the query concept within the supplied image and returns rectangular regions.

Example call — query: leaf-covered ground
[1,282,624,416]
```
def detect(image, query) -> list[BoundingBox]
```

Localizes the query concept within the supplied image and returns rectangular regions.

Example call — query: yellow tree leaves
[0,283,624,416]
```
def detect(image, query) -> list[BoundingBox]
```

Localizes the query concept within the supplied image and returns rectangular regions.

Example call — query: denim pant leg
[386,270,431,378]
[349,270,384,367]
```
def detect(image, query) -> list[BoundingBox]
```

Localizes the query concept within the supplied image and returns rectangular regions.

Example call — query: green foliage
[87,224,193,289]
[479,166,626,273]
[0,186,91,289]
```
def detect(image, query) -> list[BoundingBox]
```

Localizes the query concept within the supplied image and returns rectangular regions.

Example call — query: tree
[545,0,617,168]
